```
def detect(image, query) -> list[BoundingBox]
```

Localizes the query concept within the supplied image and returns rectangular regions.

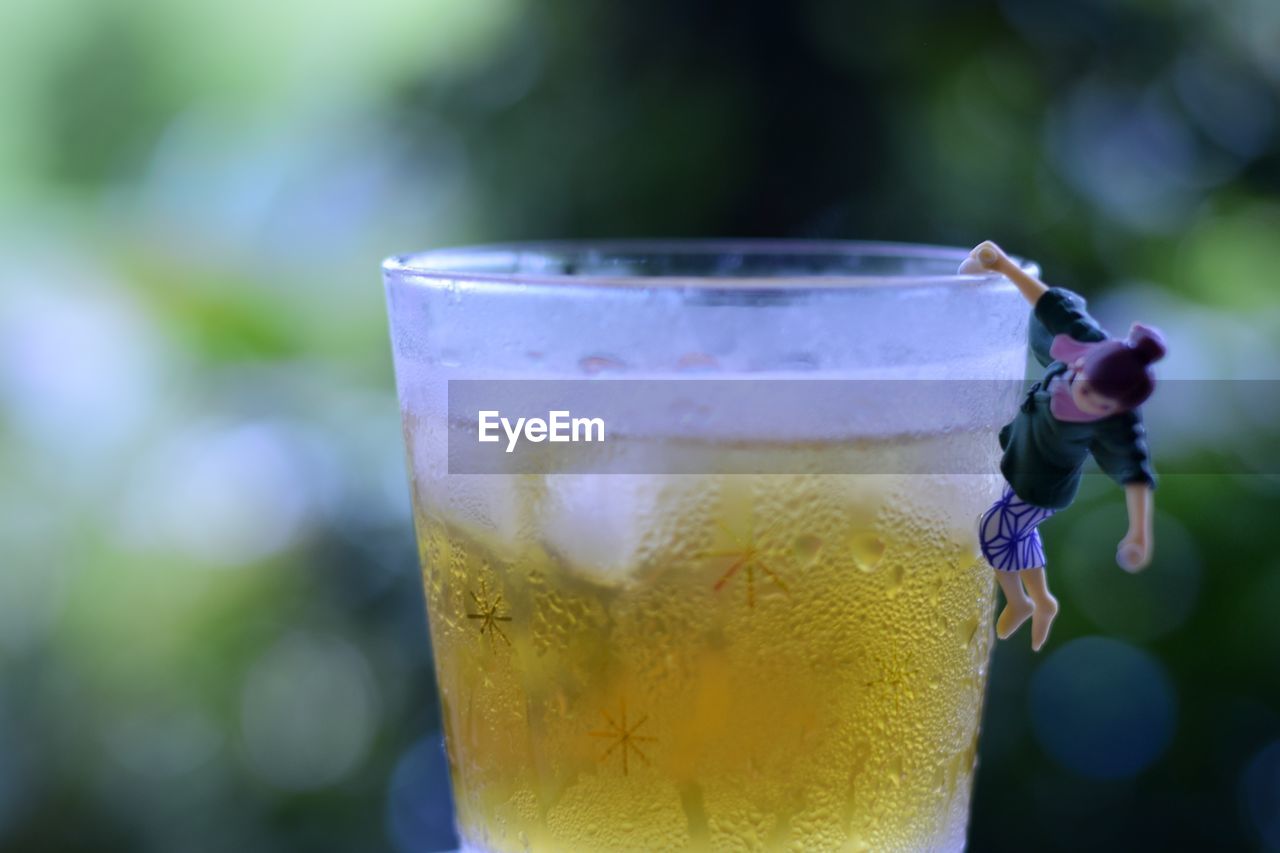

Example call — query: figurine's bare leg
[994,570,1034,640]
[1020,567,1060,652]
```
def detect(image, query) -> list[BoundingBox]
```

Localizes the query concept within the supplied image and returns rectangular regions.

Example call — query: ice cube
[819,474,892,529]
[423,473,530,557]
[540,474,699,587]
[407,414,529,558]
[892,474,1001,553]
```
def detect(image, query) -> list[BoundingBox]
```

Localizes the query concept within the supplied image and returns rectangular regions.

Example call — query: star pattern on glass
[863,651,921,714]
[466,579,512,647]
[588,697,656,775]
[699,519,790,608]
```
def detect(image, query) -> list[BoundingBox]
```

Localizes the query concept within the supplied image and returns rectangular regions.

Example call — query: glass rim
[382,238,1036,291]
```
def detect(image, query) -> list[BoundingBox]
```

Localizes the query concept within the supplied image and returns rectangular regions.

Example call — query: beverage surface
[407,419,999,853]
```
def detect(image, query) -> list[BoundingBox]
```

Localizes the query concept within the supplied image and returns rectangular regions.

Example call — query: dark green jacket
[999,288,1157,510]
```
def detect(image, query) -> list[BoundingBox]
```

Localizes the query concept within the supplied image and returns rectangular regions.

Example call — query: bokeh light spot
[116,420,313,566]
[1029,637,1175,779]
[1057,505,1201,642]
[104,708,222,780]
[386,736,458,853]
[0,282,163,457]
[1047,80,1206,233]
[239,632,378,791]
[1174,52,1276,159]
[1241,739,1280,850]
[1177,203,1280,309]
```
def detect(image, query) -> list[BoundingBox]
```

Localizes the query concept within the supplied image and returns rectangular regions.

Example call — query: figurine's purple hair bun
[1127,323,1167,366]
[1083,323,1166,410]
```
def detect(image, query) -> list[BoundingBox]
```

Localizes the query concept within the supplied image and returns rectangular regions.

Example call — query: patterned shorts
[978,484,1056,572]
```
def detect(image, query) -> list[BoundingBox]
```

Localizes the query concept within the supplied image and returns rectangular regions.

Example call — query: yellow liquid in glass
[410,433,997,852]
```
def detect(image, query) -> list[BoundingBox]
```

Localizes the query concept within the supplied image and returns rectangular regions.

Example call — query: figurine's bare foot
[993,569,1034,640]
[997,597,1034,639]
[1019,567,1059,652]
[1030,594,1059,652]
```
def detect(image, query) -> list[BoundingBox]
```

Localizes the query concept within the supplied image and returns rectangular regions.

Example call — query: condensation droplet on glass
[793,534,822,563]
[676,352,719,371]
[886,565,906,595]
[579,355,626,374]
[850,533,885,572]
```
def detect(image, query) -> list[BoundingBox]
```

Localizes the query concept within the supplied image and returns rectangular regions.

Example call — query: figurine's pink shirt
[1047,334,1108,423]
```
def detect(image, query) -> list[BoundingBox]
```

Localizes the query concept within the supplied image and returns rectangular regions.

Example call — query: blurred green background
[2,0,1279,851]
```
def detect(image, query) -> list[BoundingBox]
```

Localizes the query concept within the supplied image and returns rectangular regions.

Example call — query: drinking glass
[383,241,1029,852]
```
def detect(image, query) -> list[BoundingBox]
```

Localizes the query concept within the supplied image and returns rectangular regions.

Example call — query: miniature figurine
[960,241,1165,651]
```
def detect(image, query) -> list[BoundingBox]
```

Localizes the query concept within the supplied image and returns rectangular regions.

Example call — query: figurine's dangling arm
[1090,405,1159,571]
[1120,482,1154,571]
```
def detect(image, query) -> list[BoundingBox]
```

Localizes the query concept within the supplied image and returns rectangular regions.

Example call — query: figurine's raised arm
[960,241,1048,306]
